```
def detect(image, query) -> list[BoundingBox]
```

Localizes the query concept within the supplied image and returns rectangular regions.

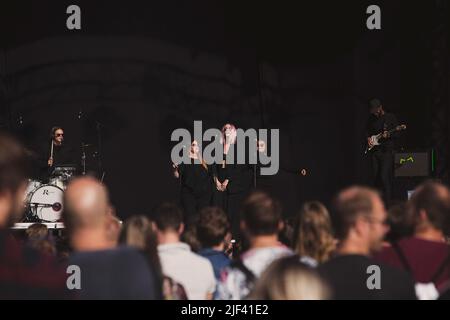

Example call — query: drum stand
[24,203,43,222]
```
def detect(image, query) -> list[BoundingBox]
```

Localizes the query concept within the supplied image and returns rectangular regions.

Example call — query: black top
[177,159,213,196]
[214,151,252,194]
[69,246,160,300]
[318,254,416,300]
[36,141,78,181]
[366,112,399,152]
[50,143,77,167]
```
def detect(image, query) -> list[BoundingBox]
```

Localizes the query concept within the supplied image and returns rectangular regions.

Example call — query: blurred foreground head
[0,133,30,227]
[240,191,283,238]
[408,180,450,237]
[197,206,230,249]
[249,256,330,300]
[120,215,157,251]
[333,186,389,254]
[293,201,335,264]
[63,176,115,250]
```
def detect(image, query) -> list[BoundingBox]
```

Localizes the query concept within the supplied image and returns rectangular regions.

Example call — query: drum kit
[23,166,76,223]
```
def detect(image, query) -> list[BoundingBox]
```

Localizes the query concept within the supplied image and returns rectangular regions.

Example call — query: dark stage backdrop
[0,0,441,219]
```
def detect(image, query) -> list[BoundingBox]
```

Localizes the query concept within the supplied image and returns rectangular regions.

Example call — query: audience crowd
[1,133,450,300]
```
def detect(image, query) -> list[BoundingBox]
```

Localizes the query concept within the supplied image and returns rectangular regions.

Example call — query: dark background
[1,0,448,219]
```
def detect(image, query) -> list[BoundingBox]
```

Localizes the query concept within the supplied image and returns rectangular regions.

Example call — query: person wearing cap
[366,98,400,205]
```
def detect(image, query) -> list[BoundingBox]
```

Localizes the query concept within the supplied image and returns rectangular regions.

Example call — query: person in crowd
[292,201,336,266]
[278,217,295,249]
[318,186,416,299]
[25,223,49,241]
[375,181,450,298]
[25,223,57,256]
[55,233,71,262]
[105,208,122,247]
[181,224,201,253]
[248,255,330,300]
[64,176,160,299]
[153,202,216,300]
[196,207,232,281]
[0,133,68,299]
[217,191,292,300]
[27,238,57,256]
[173,139,213,226]
[119,215,187,300]
[384,202,414,245]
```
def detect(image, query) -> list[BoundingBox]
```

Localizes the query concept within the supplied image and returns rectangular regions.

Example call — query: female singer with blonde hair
[213,123,252,240]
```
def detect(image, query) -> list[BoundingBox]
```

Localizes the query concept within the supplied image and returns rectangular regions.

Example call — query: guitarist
[366,98,399,205]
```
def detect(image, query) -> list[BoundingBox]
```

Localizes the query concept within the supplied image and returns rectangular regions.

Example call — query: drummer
[38,126,78,183]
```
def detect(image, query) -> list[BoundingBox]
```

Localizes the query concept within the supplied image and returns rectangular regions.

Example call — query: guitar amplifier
[394,151,430,177]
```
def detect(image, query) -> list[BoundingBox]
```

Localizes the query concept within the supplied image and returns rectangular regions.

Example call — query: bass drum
[28,185,64,222]
[49,176,66,190]
[24,179,42,202]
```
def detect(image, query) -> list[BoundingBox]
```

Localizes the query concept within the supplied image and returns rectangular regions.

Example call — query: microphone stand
[255,54,266,189]
[96,121,105,181]
[77,108,106,180]
[81,143,86,175]
[78,109,87,175]
[254,140,258,188]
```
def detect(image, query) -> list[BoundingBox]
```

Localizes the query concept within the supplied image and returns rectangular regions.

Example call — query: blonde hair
[119,216,164,289]
[293,201,335,264]
[249,256,330,300]
[220,123,237,145]
[120,215,153,249]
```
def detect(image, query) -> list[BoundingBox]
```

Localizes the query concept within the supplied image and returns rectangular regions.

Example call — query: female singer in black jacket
[173,140,213,225]
[212,123,252,240]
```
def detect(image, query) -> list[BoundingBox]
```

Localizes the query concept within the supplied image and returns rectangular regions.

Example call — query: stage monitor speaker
[394,151,430,177]
[393,176,426,201]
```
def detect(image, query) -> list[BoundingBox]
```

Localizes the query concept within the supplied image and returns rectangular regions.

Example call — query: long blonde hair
[119,216,162,275]
[220,123,237,145]
[293,201,336,264]
[249,256,330,300]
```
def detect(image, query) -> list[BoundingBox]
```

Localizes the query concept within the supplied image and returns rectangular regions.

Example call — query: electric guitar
[365,124,406,154]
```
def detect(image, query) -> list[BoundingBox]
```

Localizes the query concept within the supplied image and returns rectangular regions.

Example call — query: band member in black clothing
[38,126,77,181]
[212,123,252,240]
[173,140,213,225]
[366,99,399,205]
[48,127,67,167]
